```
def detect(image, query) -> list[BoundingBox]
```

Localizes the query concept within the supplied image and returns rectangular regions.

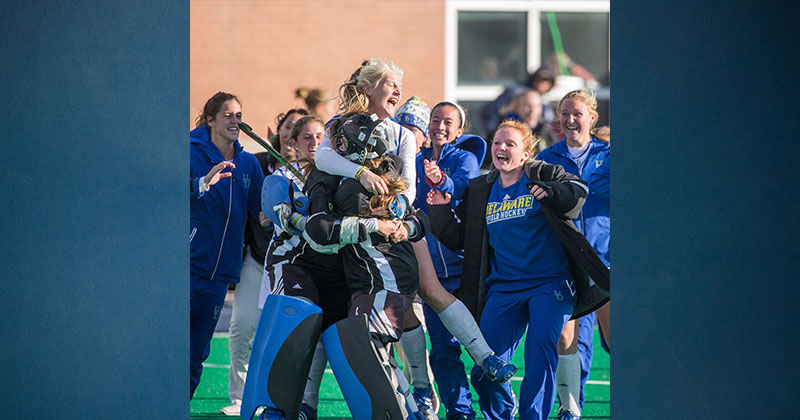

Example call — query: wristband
[291,213,303,227]
[354,166,367,180]
[425,168,446,188]
[403,221,417,238]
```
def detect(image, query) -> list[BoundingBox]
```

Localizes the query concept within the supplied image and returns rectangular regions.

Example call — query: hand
[529,183,550,200]
[204,161,235,188]
[424,159,443,185]
[259,212,271,227]
[426,189,451,206]
[358,168,388,195]
[376,219,401,238]
[388,223,409,243]
[272,202,293,232]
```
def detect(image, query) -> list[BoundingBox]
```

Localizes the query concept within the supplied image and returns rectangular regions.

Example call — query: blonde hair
[338,59,404,115]
[495,119,540,154]
[557,89,599,133]
[594,125,610,142]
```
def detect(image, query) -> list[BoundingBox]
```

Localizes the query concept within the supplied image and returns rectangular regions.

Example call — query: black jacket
[428,160,609,321]
[243,152,276,264]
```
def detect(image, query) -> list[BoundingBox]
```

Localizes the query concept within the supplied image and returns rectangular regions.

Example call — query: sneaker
[481,354,518,383]
[220,401,241,416]
[557,407,580,420]
[412,386,438,420]
[223,402,265,418]
[298,403,317,420]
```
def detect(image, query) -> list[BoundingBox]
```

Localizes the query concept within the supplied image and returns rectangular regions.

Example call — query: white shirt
[315,118,417,202]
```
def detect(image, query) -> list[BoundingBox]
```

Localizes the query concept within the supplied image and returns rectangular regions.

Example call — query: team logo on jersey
[565,279,576,297]
[486,194,535,225]
[242,173,251,189]
[554,290,564,301]
[595,159,604,168]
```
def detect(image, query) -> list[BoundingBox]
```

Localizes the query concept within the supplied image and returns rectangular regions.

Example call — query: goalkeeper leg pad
[322,314,416,420]
[241,294,323,420]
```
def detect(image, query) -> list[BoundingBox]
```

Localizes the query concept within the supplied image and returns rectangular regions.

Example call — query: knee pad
[241,295,323,420]
[322,314,420,420]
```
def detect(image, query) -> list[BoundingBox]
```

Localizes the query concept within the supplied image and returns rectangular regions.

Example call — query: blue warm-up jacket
[190,125,264,283]
[414,138,482,279]
[536,137,610,267]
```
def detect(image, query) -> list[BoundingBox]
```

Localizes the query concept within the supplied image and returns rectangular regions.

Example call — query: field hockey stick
[237,121,308,183]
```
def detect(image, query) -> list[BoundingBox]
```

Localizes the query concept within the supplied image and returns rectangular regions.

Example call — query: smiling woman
[534,89,609,419]
[314,58,417,201]
[189,91,265,401]
[288,115,325,163]
[337,58,404,119]
[426,118,608,420]
[491,122,535,180]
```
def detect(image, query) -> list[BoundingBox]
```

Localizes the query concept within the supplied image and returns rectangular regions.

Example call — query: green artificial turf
[190,327,609,419]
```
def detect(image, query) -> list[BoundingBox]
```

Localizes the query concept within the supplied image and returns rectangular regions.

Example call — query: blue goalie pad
[241,295,322,420]
[321,314,416,420]
[261,175,309,232]
[454,133,487,167]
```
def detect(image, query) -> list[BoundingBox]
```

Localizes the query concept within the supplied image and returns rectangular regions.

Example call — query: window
[539,12,610,88]
[447,1,610,141]
[457,11,528,86]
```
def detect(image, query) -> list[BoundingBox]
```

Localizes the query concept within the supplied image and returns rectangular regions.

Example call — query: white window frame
[445,0,610,103]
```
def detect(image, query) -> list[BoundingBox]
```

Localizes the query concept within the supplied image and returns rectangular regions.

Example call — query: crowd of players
[189,58,610,420]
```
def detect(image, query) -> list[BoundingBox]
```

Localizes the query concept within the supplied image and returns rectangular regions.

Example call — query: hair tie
[433,100,466,128]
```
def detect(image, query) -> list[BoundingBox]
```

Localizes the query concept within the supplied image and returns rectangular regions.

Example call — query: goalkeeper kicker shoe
[412,386,438,420]
[482,354,518,383]
[557,407,581,420]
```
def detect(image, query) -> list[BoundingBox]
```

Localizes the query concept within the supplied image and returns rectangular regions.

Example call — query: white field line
[202,363,611,387]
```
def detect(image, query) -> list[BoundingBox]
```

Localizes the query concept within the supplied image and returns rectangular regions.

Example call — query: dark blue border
[2,0,798,418]
[613,0,800,418]
[1,1,188,418]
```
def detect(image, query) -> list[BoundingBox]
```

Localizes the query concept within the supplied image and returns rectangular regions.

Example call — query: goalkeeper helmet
[332,112,394,164]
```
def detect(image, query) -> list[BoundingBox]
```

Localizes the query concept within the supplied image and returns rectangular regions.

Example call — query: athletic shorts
[350,290,415,344]
[265,261,350,330]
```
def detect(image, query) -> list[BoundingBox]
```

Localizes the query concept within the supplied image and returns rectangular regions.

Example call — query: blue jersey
[484,173,571,291]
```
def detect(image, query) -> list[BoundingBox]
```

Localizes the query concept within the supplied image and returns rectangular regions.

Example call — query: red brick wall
[191,0,445,153]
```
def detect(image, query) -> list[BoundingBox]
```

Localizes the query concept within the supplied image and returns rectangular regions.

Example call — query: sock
[398,324,431,388]
[556,352,582,416]
[437,299,493,366]
[302,341,327,408]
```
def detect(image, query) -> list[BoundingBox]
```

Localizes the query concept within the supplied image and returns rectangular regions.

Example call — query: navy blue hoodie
[190,125,264,283]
